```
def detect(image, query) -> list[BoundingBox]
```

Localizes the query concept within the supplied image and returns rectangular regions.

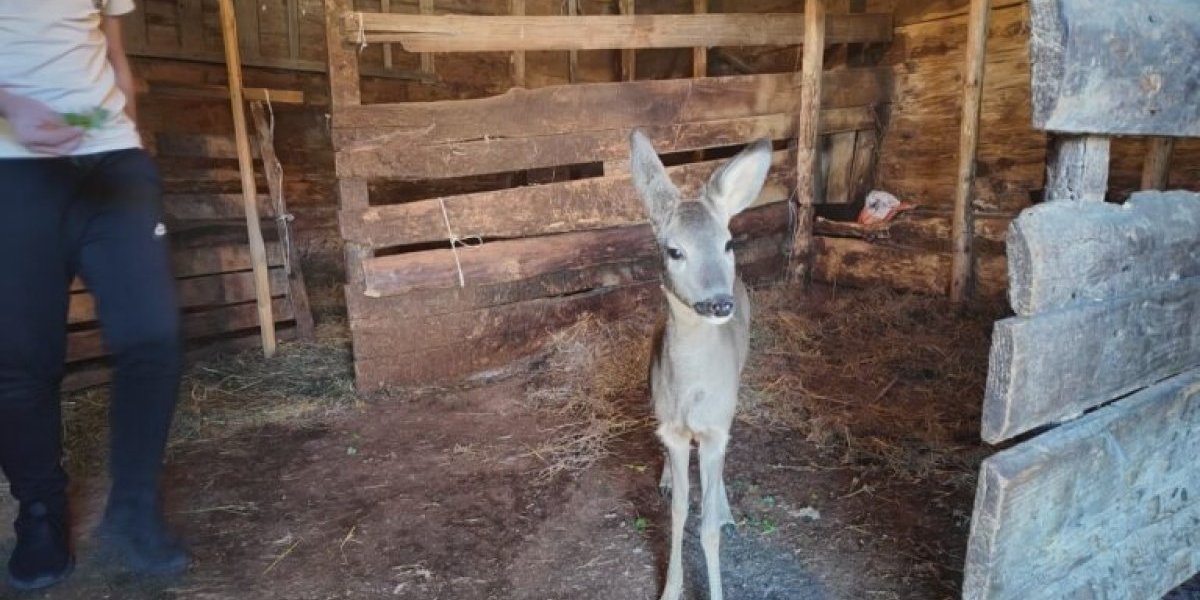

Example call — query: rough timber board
[984,276,1200,443]
[341,150,794,248]
[344,13,893,51]
[1008,191,1200,315]
[331,69,889,137]
[68,268,290,324]
[1028,0,1200,136]
[963,368,1200,600]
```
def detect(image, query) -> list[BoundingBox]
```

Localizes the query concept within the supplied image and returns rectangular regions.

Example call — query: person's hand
[0,93,84,155]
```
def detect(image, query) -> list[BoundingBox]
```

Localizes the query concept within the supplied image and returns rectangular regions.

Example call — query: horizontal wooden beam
[68,268,289,325]
[163,193,274,221]
[361,201,788,298]
[984,275,1200,443]
[67,297,293,363]
[964,367,1200,600]
[1029,0,1200,136]
[336,108,872,180]
[1008,190,1200,315]
[341,150,794,249]
[172,241,285,278]
[342,13,893,51]
[128,48,435,83]
[332,68,890,133]
[147,83,306,104]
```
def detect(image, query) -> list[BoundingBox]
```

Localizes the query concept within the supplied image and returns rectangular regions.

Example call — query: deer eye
[724,240,734,252]
[666,247,684,260]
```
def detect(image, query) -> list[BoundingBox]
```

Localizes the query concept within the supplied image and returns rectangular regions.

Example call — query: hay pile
[522,283,1002,487]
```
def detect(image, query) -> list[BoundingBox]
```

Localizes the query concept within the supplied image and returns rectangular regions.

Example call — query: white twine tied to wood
[263,89,296,275]
[438,198,482,288]
[356,13,368,53]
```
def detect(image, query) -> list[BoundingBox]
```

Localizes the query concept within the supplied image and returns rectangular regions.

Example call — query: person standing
[0,0,188,590]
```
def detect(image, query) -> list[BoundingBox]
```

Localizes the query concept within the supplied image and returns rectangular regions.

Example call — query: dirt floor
[2,275,1198,600]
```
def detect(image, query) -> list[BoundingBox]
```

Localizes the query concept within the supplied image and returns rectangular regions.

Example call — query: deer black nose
[712,295,735,318]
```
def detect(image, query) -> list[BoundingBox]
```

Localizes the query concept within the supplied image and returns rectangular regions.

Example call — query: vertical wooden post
[1045,134,1110,202]
[949,0,990,303]
[381,0,393,69]
[325,0,369,289]
[692,0,707,78]
[235,0,262,60]
[1140,137,1175,190]
[218,0,276,356]
[419,0,435,75]
[789,0,825,283]
[286,0,301,61]
[568,0,580,82]
[619,0,635,81]
[509,0,526,87]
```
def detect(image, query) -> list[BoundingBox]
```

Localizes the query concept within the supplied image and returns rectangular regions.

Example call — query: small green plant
[60,107,110,130]
[632,516,650,534]
[748,516,778,535]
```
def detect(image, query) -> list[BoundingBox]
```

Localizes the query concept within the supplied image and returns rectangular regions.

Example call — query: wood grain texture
[341,150,793,248]
[343,13,893,51]
[950,0,991,303]
[964,367,1200,600]
[823,130,857,205]
[1028,0,1200,136]
[1141,137,1175,190]
[984,274,1200,443]
[68,269,289,325]
[1007,190,1200,315]
[335,108,873,180]
[789,0,826,283]
[324,0,361,108]
[1044,134,1110,202]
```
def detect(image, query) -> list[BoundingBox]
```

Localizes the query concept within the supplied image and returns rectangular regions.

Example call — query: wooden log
[1007,191,1200,315]
[67,297,293,363]
[567,0,579,83]
[250,101,315,341]
[352,282,657,388]
[171,242,285,278]
[812,236,946,295]
[963,367,1200,600]
[219,0,276,357]
[692,0,707,79]
[68,268,290,325]
[418,0,435,75]
[359,199,789,297]
[325,0,362,107]
[341,150,794,248]
[336,108,873,180]
[1028,0,1200,137]
[790,0,825,283]
[984,274,1200,443]
[1044,134,1109,202]
[950,0,990,303]
[1141,137,1175,190]
[330,68,890,136]
[343,13,894,51]
[619,0,635,81]
[823,131,856,205]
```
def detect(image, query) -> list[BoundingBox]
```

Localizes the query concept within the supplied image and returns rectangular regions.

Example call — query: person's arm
[0,89,84,155]
[101,16,137,124]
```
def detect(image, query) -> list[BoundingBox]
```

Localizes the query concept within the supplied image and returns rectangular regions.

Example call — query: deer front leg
[658,428,691,600]
[698,431,730,600]
[659,451,672,496]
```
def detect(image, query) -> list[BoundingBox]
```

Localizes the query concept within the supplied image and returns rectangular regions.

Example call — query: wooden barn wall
[857,0,1200,298]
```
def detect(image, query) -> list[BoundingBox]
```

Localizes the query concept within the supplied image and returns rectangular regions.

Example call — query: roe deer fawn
[629,129,773,600]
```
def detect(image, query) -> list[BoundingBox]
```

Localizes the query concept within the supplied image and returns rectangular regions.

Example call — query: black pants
[0,149,181,508]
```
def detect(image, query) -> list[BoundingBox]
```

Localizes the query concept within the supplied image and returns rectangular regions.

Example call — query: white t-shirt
[0,0,142,158]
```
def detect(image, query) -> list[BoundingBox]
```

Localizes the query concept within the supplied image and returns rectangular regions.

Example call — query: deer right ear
[629,128,679,232]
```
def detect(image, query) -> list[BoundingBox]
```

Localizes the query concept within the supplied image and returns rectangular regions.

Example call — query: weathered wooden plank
[179,0,205,49]
[235,0,262,59]
[331,68,889,135]
[1141,137,1175,190]
[984,275,1200,443]
[344,13,893,51]
[618,0,635,80]
[336,108,872,180]
[155,133,257,160]
[846,128,878,205]
[325,0,362,107]
[508,0,525,86]
[1028,0,1200,136]
[147,84,305,104]
[172,241,285,278]
[1007,190,1200,315]
[341,149,794,248]
[67,297,293,363]
[964,368,1200,600]
[1044,134,1110,202]
[790,0,826,283]
[823,131,856,205]
[352,281,657,388]
[163,193,273,221]
[950,0,991,302]
[68,268,290,325]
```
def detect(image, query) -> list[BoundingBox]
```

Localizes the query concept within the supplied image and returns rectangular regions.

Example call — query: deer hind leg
[697,430,730,600]
[659,451,672,496]
[658,428,691,600]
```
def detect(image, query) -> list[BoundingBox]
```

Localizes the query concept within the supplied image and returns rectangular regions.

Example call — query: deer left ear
[704,139,772,222]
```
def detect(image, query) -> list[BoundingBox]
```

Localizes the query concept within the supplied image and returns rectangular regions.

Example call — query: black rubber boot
[7,499,73,591]
[96,491,188,576]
